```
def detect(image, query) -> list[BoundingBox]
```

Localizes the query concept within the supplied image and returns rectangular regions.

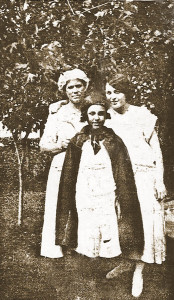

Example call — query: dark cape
[56,125,144,258]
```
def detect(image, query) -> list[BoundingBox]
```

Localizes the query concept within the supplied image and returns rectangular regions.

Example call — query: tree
[0,0,173,224]
[0,62,49,224]
[0,1,49,224]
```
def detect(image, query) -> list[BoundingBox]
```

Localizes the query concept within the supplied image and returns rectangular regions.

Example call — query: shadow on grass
[1,192,174,300]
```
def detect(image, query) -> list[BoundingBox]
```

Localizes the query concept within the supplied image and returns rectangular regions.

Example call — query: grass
[1,192,174,300]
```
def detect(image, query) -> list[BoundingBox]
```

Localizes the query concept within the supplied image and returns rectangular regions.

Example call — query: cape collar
[71,125,116,150]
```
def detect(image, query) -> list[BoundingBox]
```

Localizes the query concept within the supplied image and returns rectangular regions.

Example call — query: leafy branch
[66,0,75,15]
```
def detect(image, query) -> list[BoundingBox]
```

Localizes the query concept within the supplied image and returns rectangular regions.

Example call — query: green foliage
[0,0,173,134]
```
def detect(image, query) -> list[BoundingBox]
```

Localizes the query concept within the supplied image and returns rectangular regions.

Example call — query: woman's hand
[155,182,167,200]
[49,100,68,114]
[61,138,71,149]
[50,138,71,153]
[40,138,71,153]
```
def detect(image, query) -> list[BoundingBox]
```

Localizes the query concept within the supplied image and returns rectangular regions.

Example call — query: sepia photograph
[0,0,174,299]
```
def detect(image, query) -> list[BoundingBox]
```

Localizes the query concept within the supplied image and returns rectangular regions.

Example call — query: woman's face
[87,105,106,130]
[65,79,86,105]
[105,83,126,110]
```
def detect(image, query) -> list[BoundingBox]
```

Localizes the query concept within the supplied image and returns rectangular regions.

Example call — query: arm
[141,107,167,200]
[39,113,70,154]
[40,139,69,154]
[149,130,167,200]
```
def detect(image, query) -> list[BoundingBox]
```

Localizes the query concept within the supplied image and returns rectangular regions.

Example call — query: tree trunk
[17,158,24,226]
[25,141,30,170]
[13,138,24,226]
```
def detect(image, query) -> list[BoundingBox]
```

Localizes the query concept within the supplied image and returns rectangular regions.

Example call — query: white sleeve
[39,109,77,153]
[149,130,165,187]
[39,113,63,152]
[140,107,158,142]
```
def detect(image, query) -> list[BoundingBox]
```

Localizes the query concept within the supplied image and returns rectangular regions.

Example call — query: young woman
[40,69,89,258]
[56,92,144,280]
[105,74,167,297]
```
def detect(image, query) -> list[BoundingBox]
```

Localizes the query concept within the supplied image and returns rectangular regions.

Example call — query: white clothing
[134,169,165,264]
[40,165,63,258]
[40,103,85,258]
[75,140,121,258]
[106,105,157,169]
[105,105,166,264]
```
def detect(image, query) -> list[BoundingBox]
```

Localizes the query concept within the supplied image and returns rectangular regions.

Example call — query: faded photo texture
[0,1,174,300]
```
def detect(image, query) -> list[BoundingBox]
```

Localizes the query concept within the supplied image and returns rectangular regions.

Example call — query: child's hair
[80,90,111,122]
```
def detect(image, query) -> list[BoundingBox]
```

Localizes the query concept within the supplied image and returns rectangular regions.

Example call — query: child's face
[87,104,106,130]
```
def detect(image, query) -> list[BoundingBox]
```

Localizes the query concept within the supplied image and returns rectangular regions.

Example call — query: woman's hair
[80,90,111,122]
[107,74,132,102]
[62,79,86,93]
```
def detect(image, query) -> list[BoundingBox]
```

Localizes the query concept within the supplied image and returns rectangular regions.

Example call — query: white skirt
[134,168,166,264]
[40,162,63,258]
[76,191,121,258]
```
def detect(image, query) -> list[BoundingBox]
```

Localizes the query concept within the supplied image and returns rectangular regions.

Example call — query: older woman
[105,74,167,297]
[40,69,89,258]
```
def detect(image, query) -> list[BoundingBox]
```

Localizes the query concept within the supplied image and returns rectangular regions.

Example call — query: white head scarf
[58,68,90,92]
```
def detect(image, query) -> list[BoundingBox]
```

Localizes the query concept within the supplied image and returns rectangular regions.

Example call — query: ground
[1,192,174,300]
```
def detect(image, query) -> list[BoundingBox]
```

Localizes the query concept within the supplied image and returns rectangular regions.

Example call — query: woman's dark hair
[107,74,132,102]
[80,90,111,122]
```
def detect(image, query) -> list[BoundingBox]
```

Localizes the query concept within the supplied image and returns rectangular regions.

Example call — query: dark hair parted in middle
[81,90,111,122]
[107,74,133,102]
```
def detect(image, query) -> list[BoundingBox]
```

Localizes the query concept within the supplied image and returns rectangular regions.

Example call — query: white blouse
[105,105,164,186]
[40,102,85,168]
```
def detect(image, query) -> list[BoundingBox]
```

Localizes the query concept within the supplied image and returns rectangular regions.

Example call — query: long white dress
[105,105,166,264]
[75,140,121,258]
[40,103,85,258]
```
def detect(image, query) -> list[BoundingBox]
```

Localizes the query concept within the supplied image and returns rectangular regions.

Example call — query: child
[56,92,144,288]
